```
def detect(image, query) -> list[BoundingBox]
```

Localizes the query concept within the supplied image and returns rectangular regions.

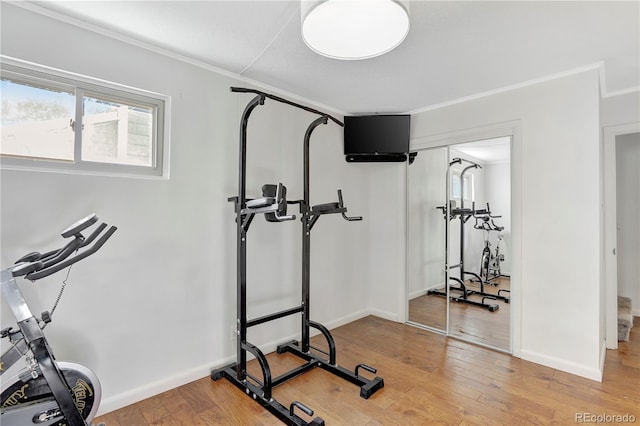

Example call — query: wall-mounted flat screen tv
[344,114,411,162]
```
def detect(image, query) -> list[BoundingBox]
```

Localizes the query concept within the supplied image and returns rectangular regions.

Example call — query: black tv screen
[344,114,410,157]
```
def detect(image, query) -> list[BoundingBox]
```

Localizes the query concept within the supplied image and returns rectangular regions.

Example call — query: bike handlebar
[11,215,117,281]
[33,237,85,271]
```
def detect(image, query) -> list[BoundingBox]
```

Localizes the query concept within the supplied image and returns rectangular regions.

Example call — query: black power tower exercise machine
[430,158,509,312]
[1,214,117,426]
[212,87,384,425]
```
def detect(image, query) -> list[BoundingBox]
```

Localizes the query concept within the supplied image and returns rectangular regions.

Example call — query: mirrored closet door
[407,137,512,352]
[407,146,448,332]
[447,138,511,351]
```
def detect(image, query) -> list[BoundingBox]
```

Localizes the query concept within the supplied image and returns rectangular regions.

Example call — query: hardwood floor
[96,315,639,425]
[408,277,510,350]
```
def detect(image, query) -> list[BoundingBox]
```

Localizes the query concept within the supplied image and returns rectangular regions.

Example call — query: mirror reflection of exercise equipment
[407,147,448,332]
[475,204,509,284]
[434,159,510,312]
[407,137,511,351]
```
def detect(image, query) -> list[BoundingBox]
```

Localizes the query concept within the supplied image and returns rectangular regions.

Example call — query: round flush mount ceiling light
[301,0,410,60]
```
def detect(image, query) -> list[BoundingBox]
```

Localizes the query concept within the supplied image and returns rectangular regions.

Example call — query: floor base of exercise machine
[428,275,510,312]
[277,340,385,399]
[211,338,384,425]
[212,364,325,426]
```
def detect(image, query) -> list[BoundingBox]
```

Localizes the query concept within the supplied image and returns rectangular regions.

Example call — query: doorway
[407,136,512,352]
[616,133,640,318]
[604,124,640,349]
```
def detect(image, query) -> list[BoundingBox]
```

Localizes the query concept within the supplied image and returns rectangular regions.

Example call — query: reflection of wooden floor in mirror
[408,277,510,350]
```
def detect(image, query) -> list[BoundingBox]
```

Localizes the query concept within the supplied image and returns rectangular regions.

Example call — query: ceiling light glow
[301,0,410,60]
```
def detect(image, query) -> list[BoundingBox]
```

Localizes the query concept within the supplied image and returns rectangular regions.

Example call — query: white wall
[0,4,380,414]
[361,163,406,321]
[601,91,640,128]
[409,68,602,380]
[615,133,640,315]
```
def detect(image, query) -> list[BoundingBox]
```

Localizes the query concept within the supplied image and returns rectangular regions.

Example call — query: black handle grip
[289,401,314,417]
[337,189,363,222]
[37,236,85,271]
[79,223,107,248]
[14,251,41,264]
[34,248,60,263]
[12,261,45,277]
[355,363,377,376]
[26,226,117,281]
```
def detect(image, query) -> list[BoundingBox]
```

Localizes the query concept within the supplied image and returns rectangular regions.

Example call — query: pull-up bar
[230,87,344,127]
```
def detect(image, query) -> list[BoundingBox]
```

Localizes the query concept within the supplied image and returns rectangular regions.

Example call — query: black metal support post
[301,116,326,353]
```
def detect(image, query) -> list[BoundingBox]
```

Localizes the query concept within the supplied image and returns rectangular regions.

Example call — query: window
[451,171,473,202]
[1,58,169,177]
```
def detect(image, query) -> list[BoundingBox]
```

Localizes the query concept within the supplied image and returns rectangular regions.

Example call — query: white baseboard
[632,308,640,317]
[408,288,427,300]
[321,309,370,330]
[369,308,398,322]
[408,282,445,300]
[520,349,603,382]
[97,309,371,416]
[97,359,229,416]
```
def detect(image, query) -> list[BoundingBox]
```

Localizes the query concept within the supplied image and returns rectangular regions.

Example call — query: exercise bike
[1,214,117,426]
[473,204,506,284]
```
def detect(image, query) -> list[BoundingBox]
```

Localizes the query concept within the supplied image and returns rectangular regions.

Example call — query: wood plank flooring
[409,277,511,350]
[96,315,639,425]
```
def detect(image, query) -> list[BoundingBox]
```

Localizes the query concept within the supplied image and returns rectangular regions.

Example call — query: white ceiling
[454,136,511,163]
[23,1,640,114]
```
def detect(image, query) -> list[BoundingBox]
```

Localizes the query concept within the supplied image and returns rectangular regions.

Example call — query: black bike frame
[1,268,88,426]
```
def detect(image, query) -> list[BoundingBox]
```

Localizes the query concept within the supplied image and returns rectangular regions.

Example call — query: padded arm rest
[246,197,275,209]
[265,183,296,222]
[451,208,472,215]
[311,202,341,213]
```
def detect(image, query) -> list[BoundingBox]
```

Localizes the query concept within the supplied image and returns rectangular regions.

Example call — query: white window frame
[0,56,171,179]
[451,170,474,203]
